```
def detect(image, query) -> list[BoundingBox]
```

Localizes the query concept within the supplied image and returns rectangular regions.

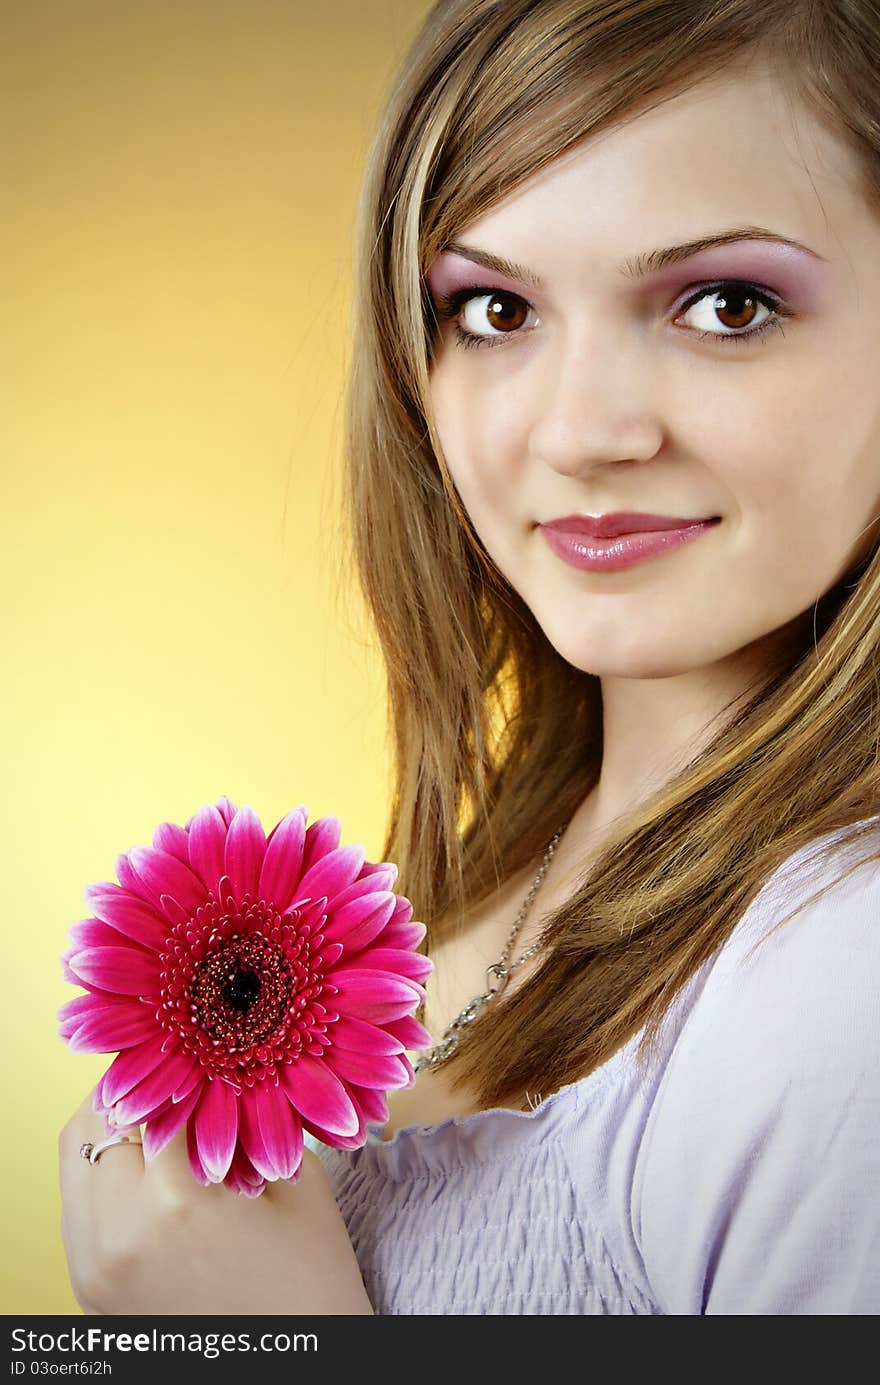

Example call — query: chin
[542,629,715,680]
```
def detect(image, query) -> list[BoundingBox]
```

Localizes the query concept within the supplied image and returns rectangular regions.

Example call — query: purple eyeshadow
[426,241,830,312]
[426,256,527,305]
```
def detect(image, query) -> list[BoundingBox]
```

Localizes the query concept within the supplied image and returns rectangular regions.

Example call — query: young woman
[59,0,880,1315]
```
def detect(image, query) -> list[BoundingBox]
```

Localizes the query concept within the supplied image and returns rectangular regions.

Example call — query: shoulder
[631,822,880,1315]
[702,820,880,1044]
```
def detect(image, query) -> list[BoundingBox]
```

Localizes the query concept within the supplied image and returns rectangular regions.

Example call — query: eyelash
[432,280,791,351]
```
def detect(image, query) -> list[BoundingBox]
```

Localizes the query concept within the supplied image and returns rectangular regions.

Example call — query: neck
[554,612,815,880]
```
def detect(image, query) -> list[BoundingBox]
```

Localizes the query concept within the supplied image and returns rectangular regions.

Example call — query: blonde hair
[337,0,880,1107]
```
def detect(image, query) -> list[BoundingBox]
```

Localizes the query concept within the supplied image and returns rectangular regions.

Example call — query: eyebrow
[442,227,826,289]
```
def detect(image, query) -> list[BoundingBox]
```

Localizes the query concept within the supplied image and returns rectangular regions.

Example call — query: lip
[540,512,717,539]
[539,515,720,573]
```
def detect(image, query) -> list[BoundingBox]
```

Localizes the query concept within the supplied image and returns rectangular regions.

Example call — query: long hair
[336,0,880,1108]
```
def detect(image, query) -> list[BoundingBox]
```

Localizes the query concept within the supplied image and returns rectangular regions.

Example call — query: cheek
[428,363,529,516]
[687,354,880,526]
[682,360,880,569]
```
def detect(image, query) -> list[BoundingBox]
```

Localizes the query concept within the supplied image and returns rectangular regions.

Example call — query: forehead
[445,63,870,275]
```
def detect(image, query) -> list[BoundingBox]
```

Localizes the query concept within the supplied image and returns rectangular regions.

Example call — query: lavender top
[309,824,880,1315]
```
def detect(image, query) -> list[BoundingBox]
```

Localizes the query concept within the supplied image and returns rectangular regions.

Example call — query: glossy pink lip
[540,512,717,538]
[539,516,720,573]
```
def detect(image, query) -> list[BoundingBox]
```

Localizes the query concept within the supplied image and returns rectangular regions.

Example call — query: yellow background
[2,0,431,1313]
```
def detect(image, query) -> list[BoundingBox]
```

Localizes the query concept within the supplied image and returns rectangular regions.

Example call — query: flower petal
[237,1085,273,1179]
[265,803,307,845]
[278,1054,360,1137]
[329,866,398,912]
[326,1014,404,1056]
[300,815,341,877]
[314,941,344,971]
[186,803,228,896]
[389,894,414,926]
[321,891,396,952]
[194,1077,239,1182]
[297,843,366,907]
[172,1058,204,1103]
[114,1045,202,1126]
[158,893,190,926]
[66,944,162,996]
[223,1143,270,1197]
[127,845,207,916]
[60,951,81,988]
[59,958,120,998]
[152,820,189,863]
[212,796,238,828]
[378,919,427,950]
[63,999,159,1053]
[186,1114,212,1185]
[254,1081,303,1180]
[357,857,399,884]
[224,805,267,906]
[258,808,307,911]
[100,1032,170,1106]
[290,895,329,931]
[215,873,236,910]
[323,1046,411,1090]
[346,1082,389,1126]
[58,992,107,1040]
[84,886,170,952]
[328,968,425,1023]
[382,1014,434,1051]
[358,945,433,984]
[142,1081,202,1159]
[116,852,155,907]
[298,1107,367,1151]
[67,918,155,955]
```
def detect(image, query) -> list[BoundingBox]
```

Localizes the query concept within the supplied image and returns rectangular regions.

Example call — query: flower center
[157,883,339,1090]
[190,934,290,1049]
[221,967,261,1014]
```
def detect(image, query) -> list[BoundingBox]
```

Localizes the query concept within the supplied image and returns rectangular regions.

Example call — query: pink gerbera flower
[58,797,432,1196]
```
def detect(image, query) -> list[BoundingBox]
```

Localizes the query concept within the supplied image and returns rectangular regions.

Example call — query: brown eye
[712,288,759,330]
[679,282,780,341]
[461,291,531,337]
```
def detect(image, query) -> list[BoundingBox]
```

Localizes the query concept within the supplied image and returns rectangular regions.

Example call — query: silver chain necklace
[414,826,565,1074]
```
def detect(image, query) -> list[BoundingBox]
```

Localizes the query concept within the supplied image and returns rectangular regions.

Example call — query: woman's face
[425,60,880,679]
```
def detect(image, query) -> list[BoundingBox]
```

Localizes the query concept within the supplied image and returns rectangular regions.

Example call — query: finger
[139,1083,228,1205]
[59,1086,145,1238]
[142,1123,219,1207]
[58,1086,104,1223]
[58,1088,107,1296]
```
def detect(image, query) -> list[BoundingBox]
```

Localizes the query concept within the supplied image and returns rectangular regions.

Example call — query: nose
[528,324,664,477]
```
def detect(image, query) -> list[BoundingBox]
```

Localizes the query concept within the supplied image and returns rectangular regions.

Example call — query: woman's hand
[58,1086,374,1315]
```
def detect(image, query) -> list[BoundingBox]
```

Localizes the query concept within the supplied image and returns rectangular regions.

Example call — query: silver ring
[79,1133,143,1165]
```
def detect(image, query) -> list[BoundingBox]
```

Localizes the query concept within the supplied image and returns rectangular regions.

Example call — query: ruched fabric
[311,822,880,1315]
